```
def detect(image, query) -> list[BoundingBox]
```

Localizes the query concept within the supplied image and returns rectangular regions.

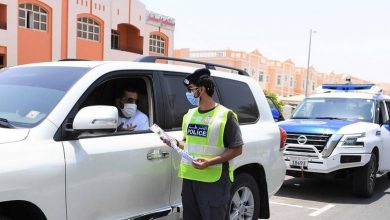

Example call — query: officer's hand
[192,158,210,170]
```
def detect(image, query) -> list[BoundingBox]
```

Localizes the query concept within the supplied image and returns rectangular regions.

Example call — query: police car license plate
[290,157,308,167]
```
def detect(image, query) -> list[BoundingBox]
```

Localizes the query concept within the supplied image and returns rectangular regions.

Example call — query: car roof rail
[135,56,249,76]
[58,59,90,61]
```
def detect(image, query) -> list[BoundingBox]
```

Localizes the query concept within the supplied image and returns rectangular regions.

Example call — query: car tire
[228,173,260,220]
[387,172,390,179]
[353,153,377,198]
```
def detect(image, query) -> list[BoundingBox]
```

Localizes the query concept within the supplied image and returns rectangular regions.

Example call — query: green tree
[263,90,285,113]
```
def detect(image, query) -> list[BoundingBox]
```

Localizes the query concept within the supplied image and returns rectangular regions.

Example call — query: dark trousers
[181,171,231,220]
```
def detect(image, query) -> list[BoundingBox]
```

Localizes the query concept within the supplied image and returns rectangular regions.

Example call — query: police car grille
[285,133,332,153]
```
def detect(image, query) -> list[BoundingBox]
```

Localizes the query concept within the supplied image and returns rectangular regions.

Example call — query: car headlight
[322,134,343,158]
[341,133,365,147]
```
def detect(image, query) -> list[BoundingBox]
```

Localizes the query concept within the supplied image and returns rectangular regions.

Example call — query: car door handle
[147,149,170,160]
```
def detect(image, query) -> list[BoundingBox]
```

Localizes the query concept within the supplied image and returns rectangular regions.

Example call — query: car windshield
[292,98,375,122]
[0,66,90,128]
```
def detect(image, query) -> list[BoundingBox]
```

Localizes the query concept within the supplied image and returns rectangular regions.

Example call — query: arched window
[149,34,166,54]
[19,3,48,31]
[77,17,100,41]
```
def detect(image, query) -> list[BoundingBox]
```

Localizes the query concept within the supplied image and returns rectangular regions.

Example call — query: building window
[259,72,264,82]
[0,4,7,30]
[312,82,316,90]
[216,52,226,57]
[111,29,119,49]
[277,75,282,86]
[302,80,306,89]
[290,77,294,87]
[19,3,48,31]
[149,34,165,54]
[77,17,100,41]
[0,54,4,68]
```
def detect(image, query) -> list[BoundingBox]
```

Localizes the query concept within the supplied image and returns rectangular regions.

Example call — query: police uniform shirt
[185,105,244,175]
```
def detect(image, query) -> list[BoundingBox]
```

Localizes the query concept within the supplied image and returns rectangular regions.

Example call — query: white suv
[279,83,390,197]
[0,57,285,220]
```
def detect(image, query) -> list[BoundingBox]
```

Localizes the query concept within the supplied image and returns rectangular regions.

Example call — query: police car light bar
[319,83,383,95]
[322,84,375,91]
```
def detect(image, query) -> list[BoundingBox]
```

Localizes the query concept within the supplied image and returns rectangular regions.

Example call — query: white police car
[278,83,390,197]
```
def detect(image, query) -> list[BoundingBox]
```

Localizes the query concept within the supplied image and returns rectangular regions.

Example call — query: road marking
[309,204,335,217]
[270,201,318,210]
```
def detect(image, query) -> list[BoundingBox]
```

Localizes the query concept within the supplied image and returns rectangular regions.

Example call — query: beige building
[174,48,386,97]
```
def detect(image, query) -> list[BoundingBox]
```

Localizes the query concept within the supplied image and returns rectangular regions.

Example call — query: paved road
[269,175,390,220]
[161,175,390,220]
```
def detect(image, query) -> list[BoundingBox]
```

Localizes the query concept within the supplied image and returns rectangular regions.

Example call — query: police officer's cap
[183,68,211,87]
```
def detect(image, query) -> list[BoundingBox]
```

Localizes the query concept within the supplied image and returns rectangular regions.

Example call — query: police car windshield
[292,98,375,122]
[0,66,90,128]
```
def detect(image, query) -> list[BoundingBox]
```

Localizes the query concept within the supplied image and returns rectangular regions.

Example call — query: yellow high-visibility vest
[179,105,235,182]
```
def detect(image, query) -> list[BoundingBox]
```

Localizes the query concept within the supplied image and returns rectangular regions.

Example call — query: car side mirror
[73,106,118,132]
[271,108,281,122]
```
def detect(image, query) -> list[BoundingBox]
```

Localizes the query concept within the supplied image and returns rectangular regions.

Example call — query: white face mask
[121,103,137,118]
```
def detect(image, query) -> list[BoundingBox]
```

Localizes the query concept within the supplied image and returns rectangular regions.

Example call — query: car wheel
[387,172,390,179]
[228,173,260,220]
[353,153,377,197]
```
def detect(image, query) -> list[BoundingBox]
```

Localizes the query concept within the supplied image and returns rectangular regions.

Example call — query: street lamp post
[305,29,316,97]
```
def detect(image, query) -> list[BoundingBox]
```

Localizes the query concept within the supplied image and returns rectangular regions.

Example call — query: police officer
[174,68,243,220]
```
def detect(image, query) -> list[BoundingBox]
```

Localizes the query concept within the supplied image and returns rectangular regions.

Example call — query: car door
[158,72,191,208]
[62,71,173,220]
[158,71,221,207]
[380,100,390,170]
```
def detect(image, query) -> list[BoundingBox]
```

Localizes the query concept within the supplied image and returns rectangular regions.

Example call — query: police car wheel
[353,153,377,198]
[228,173,260,220]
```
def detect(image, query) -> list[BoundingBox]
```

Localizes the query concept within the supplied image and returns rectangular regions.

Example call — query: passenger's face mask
[186,91,200,106]
[121,103,137,118]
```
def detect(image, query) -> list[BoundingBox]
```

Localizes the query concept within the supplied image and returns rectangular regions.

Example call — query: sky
[141,0,390,84]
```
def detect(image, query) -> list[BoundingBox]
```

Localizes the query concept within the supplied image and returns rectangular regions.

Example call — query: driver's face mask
[121,103,137,118]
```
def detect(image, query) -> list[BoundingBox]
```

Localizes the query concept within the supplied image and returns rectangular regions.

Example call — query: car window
[59,72,155,141]
[161,72,220,130]
[0,66,90,128]
[81,77,152,132]
[385,101,390,123]
[214,77,259,124]
[293,98,375,122]
[379,101,388,124]
[267,98,277,109]
[161,73,192,130]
